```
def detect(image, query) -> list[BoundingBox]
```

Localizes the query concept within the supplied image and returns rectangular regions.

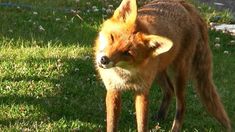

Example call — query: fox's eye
[110,34,114,42]
[123,50,131,56]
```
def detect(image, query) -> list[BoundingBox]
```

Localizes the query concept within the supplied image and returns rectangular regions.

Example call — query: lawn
[0,0,234,131]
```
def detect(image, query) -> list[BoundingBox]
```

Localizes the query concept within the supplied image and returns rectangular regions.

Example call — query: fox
[94,0,231,131]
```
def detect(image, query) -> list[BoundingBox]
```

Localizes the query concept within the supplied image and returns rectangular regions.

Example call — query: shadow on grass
[0,56,234,131]
[0,4,104,130]
[0,57,106,130]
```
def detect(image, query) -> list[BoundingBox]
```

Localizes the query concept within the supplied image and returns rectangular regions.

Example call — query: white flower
[223,51,229,54]
[108,5,114,8]
[38,25,45,31]
[93,8,99,12]
[63,27,68,31]
[106,9,112,14]
[82,56,91,61]
[215,37,220,42]
[6,86,11,90]
[8,29,13,33]
[70,9,76,14]
[64,96,68,100]
[55,18,61,21]
[33,11,38,15]
[102,8,106,11]
[230,40,235,45]
[215,43,220,48]
[60,74,64,77]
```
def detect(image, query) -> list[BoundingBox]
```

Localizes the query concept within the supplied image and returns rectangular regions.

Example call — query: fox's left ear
[144,35,173,56]
[113,0,137,25]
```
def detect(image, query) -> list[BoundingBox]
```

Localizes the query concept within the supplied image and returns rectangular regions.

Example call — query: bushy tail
[189,5,231,131]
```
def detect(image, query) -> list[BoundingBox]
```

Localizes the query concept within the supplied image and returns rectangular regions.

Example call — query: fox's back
[136,0,204,70]
[137,0,194,35]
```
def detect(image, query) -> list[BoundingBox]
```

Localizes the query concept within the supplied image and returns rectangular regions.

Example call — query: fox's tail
[189,3,231,131]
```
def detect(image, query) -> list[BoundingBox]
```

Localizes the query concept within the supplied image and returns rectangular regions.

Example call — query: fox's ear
[113,0,137,25]
[144,35,173,56]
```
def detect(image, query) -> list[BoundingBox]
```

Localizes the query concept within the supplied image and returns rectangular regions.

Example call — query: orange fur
[94,0,231,131]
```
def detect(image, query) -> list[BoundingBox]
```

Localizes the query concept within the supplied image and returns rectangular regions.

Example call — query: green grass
[0,0,234,131]
[189,0,234,23]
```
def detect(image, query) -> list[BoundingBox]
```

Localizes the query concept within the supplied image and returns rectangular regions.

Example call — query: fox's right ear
[112,0,137,25]
[143,34,173,56]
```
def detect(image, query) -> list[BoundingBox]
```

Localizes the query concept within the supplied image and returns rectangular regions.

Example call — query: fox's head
[95,0,173,69]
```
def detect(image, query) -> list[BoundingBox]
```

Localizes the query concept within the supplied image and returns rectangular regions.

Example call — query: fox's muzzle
[97,55,114,69]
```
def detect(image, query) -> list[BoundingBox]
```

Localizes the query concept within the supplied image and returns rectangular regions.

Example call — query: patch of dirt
[195,0,235,35]
[196,0,235,16]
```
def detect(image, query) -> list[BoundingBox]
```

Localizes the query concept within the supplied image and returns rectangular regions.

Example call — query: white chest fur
[98,67,148,91]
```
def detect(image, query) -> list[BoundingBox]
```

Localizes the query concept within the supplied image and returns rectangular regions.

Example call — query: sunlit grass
[0,0,234,131]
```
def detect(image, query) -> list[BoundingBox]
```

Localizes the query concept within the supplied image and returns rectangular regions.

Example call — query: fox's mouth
[96,54,132,69]
[98,60,132,69]
[98,61,114,69]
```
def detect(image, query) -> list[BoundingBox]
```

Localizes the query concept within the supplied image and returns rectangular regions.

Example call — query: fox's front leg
[106,90,121,132]
[135,91,149,132]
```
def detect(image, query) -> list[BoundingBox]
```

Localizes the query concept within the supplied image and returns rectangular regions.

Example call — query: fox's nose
[100,56,110,65]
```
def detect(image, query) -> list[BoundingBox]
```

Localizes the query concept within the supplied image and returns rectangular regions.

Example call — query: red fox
[94,0,231,131]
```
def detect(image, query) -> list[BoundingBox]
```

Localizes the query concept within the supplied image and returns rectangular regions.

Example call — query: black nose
[100,56,110,65]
